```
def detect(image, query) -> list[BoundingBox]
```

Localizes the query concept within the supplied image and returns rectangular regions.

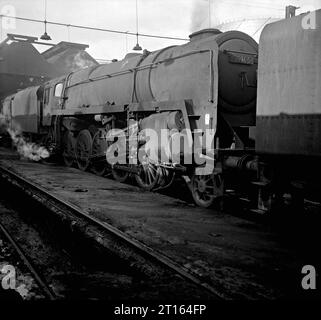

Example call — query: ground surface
[0,148,319,300]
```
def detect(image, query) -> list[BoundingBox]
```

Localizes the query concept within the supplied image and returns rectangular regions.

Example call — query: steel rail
[0,164,223,299]
[0,220,57,300]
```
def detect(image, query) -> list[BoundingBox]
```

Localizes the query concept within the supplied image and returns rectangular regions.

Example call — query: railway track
[0,164,222,300]
[0,219,57,300]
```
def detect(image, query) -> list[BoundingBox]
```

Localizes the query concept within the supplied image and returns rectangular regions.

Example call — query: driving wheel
[75,129,92,171]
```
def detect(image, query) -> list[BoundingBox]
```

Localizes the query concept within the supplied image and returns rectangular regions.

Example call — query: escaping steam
[70,51,97,71]
[191,0,210,32]
[190,0,221,33]
[7,128,50,162]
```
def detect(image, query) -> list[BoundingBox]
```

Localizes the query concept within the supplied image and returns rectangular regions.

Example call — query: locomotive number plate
[228,53,256,65]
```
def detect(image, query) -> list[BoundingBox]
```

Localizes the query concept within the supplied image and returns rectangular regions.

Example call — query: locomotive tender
[254,9,321,212]
[2,9,320,211]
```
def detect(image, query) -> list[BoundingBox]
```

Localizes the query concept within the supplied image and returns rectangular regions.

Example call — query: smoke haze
[190,0,321,34]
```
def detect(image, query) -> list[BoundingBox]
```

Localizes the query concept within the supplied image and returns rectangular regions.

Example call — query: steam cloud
[190,0,221,32]
[191,0,210,32]
[70,51,97,71]
[7,128,50,162]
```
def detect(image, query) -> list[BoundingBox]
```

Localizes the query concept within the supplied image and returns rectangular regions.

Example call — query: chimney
[285,5,299,18]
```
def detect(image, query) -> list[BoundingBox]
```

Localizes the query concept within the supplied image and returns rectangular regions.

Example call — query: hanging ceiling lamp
[40,0,52,40]
[133,0,142,51]
[133,36,142,51]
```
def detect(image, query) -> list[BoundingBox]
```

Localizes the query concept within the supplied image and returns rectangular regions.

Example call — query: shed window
[54,83,63,97]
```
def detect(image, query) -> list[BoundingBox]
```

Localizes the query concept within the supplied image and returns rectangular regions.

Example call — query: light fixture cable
[133,0,142,51]
[40,0,51,40]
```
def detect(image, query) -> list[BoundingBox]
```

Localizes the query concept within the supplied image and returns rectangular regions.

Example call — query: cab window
[54,83,63,97]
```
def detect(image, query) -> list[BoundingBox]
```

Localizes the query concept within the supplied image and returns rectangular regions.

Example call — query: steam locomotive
[1,9,320,211]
